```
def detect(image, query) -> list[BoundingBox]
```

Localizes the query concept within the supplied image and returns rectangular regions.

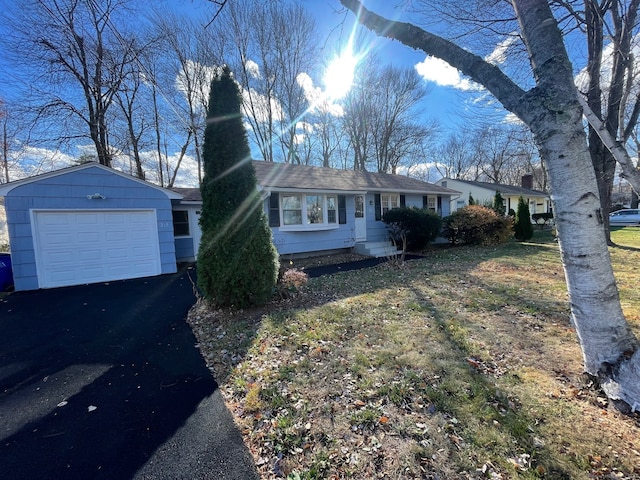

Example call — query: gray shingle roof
[172,161,459,201]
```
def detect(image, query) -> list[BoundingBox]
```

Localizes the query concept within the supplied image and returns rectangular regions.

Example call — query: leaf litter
[188,233,640,479]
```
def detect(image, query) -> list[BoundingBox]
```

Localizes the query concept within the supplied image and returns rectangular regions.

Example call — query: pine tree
[197,66,279,308]
[492,191,505,215]
[514,195,534,241]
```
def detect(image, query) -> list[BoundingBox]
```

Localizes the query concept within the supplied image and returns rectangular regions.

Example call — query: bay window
[279,193,338,228]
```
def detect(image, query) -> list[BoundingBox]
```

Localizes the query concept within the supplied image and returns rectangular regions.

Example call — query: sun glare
[323,50,358,100]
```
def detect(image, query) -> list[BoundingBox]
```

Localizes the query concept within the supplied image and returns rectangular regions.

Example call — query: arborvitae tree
[492,191,505,215]
[514,195,534,241]
[468,193,476,205]
[197,66,279,308]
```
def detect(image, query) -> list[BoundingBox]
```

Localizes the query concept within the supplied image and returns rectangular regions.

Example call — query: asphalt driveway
[0,265,258,480]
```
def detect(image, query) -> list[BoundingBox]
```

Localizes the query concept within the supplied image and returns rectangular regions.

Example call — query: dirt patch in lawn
[187,232,640,479]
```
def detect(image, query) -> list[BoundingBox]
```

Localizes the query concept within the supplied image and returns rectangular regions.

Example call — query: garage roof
[0,163,183,199]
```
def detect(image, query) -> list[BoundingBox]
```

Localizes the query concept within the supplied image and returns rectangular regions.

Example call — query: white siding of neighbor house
[437,179,550,216]
[4,166,177,290]
[0,200,8,248]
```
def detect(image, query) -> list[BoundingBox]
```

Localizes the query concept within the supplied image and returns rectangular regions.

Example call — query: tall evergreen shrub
[514,195,534,241]
[492,191,505,215]
[197,66,279,308]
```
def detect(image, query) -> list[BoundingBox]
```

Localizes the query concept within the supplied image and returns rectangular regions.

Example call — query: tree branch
[339,0,531,123]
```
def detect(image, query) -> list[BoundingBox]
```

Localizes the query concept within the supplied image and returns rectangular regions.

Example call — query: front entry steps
[354,241,403,258]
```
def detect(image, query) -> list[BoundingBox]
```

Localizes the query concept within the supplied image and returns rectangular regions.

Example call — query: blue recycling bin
[0,253,13,291]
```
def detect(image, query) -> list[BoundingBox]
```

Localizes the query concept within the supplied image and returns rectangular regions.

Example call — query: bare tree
[341,56,377,170]
[5,0,145,167]
[341,0,640,409]
[114,61,147,179]
[213,0,319,163]
[370,65,432,173]
[434,132,476,179]
[152,11,222,183]
[341,56,432,172]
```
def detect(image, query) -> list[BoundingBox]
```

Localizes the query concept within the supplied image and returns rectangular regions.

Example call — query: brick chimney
[521,174,533,190]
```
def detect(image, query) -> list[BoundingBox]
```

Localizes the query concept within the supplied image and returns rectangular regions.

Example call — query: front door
[354,195,366,241]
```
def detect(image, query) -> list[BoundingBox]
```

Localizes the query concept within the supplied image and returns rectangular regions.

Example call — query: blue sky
[0,0,514,183]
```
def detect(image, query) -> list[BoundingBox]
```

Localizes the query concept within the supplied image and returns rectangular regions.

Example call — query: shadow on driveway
[0,265,258,480]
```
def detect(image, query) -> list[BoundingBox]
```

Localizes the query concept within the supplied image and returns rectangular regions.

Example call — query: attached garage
[0,164,183,291]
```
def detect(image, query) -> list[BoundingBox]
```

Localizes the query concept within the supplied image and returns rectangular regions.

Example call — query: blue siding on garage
[174,237,195,262]
[4,166,177,290]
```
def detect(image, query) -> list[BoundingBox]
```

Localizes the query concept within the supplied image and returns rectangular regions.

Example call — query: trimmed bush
[514,196,534,241]
[382,207,443,251]
[442,205,513,246]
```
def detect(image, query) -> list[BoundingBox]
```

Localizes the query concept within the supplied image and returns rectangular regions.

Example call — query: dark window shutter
[375,194,381,221]
[269,192,280,227]
[338,195,347,224]
[423,195,428,208]
[400,194,406,207]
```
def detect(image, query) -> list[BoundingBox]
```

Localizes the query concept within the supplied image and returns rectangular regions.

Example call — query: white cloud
[241,87,285,124]
[297,72,344,117]
[397,162,439,181]
[414,56,482,91]
[245,60,261,79]
[575,41,640,97]
[503,112,524,125]
[485,36,517,65]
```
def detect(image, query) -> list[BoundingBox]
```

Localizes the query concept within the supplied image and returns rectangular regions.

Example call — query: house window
[280,194,338,227]
[282,194,303,225]
[426,196,436,212]
[172,210,190,236]
[380,193,399,217]
[306,195,323,224]
[327,196,337,224]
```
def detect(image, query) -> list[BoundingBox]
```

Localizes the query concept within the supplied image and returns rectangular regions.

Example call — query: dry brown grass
[188,229,640,479]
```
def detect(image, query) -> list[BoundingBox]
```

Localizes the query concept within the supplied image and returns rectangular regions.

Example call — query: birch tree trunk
[340,0,640,409]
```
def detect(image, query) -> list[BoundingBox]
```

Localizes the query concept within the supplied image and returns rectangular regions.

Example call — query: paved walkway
[304,254,424,278]
[0,266,258,480]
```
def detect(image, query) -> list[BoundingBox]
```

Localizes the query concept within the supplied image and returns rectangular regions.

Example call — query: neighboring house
[0,161,458,291]
[434,176,552,217]
[0,198,8,248]
[172,161,459,261]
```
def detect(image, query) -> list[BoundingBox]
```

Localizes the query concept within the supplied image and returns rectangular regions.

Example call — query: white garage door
[33,210,161,288]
